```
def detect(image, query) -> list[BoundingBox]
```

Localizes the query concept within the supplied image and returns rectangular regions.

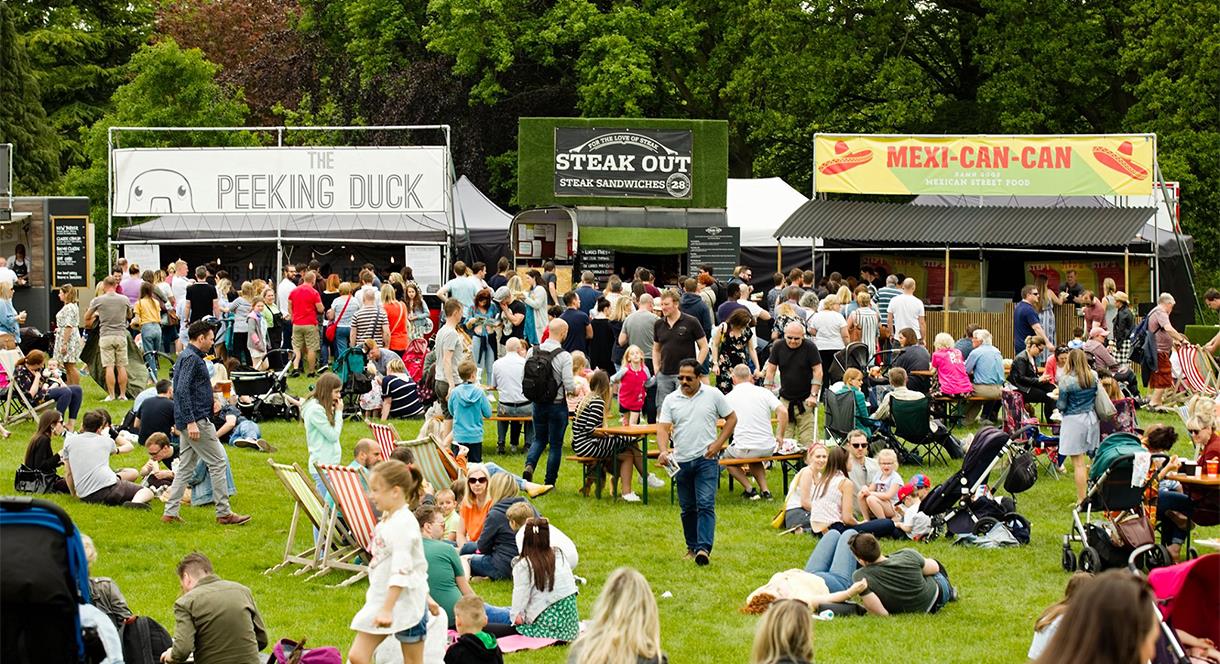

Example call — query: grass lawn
[5,369,1215,663]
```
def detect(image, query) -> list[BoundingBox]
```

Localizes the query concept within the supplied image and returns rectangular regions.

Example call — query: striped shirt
[351,307,386,347]
[874,286,902,322]
[854,306,880,355]
[382,374,423,418]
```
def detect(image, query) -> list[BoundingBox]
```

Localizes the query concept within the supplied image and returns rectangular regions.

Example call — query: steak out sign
[553,128,693,199]
[813,134,1155,197]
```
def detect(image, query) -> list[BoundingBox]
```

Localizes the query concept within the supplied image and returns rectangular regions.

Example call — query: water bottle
[814,609,835,621]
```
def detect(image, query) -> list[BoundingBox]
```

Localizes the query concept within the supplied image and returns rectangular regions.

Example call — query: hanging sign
[554,128,692,199]
[687,226,740,279]
[112,146,448,215]
[814,134,1155,197]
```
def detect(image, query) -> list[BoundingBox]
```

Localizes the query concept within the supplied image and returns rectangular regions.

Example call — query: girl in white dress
[347,459,440,664]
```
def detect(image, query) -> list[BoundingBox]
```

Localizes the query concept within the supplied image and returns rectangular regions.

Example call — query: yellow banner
[1024,260,1152,306]
[815,134,1155,196]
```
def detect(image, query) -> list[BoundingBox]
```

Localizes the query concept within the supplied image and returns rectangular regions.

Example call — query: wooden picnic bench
[720,453,806,495]
[566,449,662,499]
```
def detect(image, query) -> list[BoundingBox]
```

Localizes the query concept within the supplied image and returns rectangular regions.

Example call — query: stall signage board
[112,146,448,215]
[814,134,1155,197]
[52,216,89,287]
[577,247,616,287]
[687,226,739,279]
[554,128,692,199]
[405,245,444,294]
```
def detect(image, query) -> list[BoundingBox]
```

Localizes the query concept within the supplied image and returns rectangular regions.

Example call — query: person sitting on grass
[381,359,425,420]
[507,518,580,642]
[1028,572,1092,660]
[891,475,933,540]
[63,409,155,508]
[748,598,816,664]
[161,552,268,664]
[805,446,858,536]
[445,595,505,664]
[415,505,511,629]
[437,488,461,543]
[858,449,903,520]
[842,533,956,616]
[507,501,578,571]
[208,396,274,452]
[1031,570,1162,664]
[24,409,69,493]
[80,533,133,631]
[449,360,492,463]
[463,473,537,581]
[349,438,383,471]
[142,432,236,507]
[567,567,666,664]
[784,444,827,532]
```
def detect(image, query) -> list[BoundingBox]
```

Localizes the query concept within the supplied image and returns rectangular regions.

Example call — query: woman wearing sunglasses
[457,465,493,554]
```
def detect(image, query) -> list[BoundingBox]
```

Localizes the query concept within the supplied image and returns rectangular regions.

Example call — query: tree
[0,2,61,194]
[11,0,154,172]
[62,38,253,276]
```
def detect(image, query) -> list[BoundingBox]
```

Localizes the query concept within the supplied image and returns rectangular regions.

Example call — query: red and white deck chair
[1176,344,1220,398]
[368,421,401,463]
[265,459,360,576]
[312,463,378,587]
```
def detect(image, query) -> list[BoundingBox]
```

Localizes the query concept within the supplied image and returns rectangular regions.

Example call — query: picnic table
[593,423,659,504]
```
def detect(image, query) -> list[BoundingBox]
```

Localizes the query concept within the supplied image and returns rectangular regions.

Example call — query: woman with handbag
[20,410,68,493]
[403,282,432,340]
[1058,349,1102,503]
[465,288,500,385]
[382,284,410,356]
[328,282,359,359]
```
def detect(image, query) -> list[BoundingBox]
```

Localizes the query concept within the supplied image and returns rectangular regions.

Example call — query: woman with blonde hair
[567,567,663,663]
[1102,277,1118,332]
[228,280,255,365]
[1035,273,1064,359]
[458,463,493,553]
[0,280,22,350]
[836,285,852,307]
[463,472,531,580]
[749,599,814,664]
[54,285,84,385]
[608,295,634,369]
[846,290,879,356]
[1058,348,1100,502]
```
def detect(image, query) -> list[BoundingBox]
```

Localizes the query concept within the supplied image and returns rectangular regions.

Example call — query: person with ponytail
[567,567,665,664]
[509,518,579,642]
[348,459,441,664]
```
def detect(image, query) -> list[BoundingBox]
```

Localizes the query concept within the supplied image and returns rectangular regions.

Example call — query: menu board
[52,215,89,287]
[577,247,615,287]
[687,226,739,278]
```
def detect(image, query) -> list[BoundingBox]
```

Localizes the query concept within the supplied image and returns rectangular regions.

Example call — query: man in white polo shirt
[887,278,926,341]
[723,364,788,501]
[657,359,737,567]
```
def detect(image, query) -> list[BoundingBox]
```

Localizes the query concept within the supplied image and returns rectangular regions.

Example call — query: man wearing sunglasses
[764,321,823,445]
[657,359,737,566]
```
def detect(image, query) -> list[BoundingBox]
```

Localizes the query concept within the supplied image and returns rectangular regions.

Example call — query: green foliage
[62,39,252,277]
[11,0,154,172]
[0,2,61,194]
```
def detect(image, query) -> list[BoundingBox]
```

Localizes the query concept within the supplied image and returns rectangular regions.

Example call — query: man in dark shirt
[558,291,592,354]
[841,533,955,616]
[136,379,176,445]
[163,321,250,526]
[653,290,709,409]
[764,321,822,445]
[574,271,600,314]
[716,283,747,324]
[1013,285,1047,357]
[183,266,218,324]
[1059,269,1084,304]
[891,328,933,394]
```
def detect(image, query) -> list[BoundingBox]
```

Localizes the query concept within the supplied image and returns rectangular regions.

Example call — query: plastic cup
[1207,459,1218,478]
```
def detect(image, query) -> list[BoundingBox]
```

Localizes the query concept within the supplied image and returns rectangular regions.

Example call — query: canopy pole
[943,245,950,329]
[776,244,782,275]
[1124,247,1129,296]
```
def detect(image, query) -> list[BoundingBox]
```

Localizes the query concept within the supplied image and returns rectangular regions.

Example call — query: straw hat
[1113,291,1129,304]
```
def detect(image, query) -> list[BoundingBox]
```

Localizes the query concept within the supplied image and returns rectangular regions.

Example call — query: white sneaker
[622,493,642,503]
[1050,409,1063,422]
[102,395,116,402]
[647,473,666,489]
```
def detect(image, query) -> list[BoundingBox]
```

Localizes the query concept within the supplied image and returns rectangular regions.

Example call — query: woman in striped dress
[570,370,659,502]
[846,291,880,359]
[1036,274,1063,360]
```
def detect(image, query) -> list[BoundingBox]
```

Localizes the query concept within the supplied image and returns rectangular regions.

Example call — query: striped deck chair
[368,421,400,462]
[313,463,378,587]
[1177,345,1220,397]
[265,460,359,576]
[399,434,462,491]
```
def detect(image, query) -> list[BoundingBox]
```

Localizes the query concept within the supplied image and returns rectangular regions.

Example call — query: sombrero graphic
[1092,140,1148,180]
[818,141,873,175]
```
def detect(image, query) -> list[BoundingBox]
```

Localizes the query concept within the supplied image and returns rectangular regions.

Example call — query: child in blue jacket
[449,360,492,462]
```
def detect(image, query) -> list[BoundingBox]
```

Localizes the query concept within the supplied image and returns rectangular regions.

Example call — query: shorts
[1150,351,1173,388]
[292,325,320,352]
[435,380,451,418]
[393,611,429,644]
[82,478,141,505]
[618,403,641,414]
[722,445,775,460]
[99,335,127,368]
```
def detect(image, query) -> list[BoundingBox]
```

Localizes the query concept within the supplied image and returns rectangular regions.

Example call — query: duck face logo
[126,169,195,213]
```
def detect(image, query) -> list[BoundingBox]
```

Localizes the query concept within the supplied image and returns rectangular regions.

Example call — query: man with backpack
[522,318,577,485]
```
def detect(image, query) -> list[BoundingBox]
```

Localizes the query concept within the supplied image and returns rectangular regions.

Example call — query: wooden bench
[567,450,661,500]
[487,416,531,423]
[720,453,806,495]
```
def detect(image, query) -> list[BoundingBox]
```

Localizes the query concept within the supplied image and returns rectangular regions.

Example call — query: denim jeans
[46,385,84,419]
[140,323,161,379]
[483,604,512,625]
[930,571,954,613]
[472,335,496,384]
[483,462,525,490]
[1158,489,1194,545]
[528,400,569,485]
[655,373,679,412]
[334,327,350,359]
[804,528,859,592]
[161,324,177,353]
[675,456,719,554]
[229,418,261,443]
[497,403,534,449]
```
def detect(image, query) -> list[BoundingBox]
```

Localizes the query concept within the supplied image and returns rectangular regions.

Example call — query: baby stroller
[232,348,297,421]
[825,342,871,387]
[1,497,102,663]
[921,426,1031,540]
[1148,554,1219,664]
[1061,432,1173,574]
[332,345,371,415]
[1002,389,1061,478]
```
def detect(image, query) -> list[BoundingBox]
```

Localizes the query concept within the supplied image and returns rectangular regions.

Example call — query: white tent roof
[453,174,512,233]
[727,177,808,246]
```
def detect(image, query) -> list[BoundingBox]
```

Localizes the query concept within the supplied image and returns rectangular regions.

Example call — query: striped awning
[774,200,1155,248]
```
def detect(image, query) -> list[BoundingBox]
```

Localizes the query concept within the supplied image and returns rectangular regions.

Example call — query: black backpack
[1004,450,1039,494]
[121,616,174,664]
[522,347,562,404]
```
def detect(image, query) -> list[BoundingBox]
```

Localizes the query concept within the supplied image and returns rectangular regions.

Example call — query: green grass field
[5,370,1214,663]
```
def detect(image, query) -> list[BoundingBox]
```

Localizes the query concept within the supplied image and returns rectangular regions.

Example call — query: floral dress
[54,302,84,364]
[714,324,754,394]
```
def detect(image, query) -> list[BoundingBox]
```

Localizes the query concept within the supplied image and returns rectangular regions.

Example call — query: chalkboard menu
[52,215,89,287]
[687,226,740,278]
[577,247,616,287]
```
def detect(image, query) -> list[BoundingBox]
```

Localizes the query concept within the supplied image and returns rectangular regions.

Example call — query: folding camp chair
[0,348,55,426]
[822,389,857,445]
[1001,389,1061,478]
[399,434,462,491]
[891,396,951,465]
[265,460,360,576]
[313,463,378,587]
[368,421,400,463]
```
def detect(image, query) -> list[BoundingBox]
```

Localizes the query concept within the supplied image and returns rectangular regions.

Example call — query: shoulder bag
[325,296,352,344]
[1093,384,1116,420]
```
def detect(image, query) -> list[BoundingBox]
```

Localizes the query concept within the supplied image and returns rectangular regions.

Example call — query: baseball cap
[897,484,915,502]
[1088,326,1108,338]
[909,473,932,489]
[493,286,511,302]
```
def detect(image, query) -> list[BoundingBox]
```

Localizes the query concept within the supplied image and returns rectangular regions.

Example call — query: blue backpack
[1128,317,1150,365]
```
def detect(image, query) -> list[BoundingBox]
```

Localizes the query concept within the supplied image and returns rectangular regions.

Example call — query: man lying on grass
[841,533,957,616]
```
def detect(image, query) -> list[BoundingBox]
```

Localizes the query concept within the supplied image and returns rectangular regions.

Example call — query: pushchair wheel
[972,516,999,536]
[1078,546,1102,573]
[1061,545,1076,572]
[1139,544,1173,571]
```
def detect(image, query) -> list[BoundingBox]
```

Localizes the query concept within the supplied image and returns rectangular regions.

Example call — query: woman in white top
[809,295,849,369]
[784,444,828,531]
[522,271,549,345]
[807,446,857,535]
[847,291,880,357]
[510,518,579,642]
